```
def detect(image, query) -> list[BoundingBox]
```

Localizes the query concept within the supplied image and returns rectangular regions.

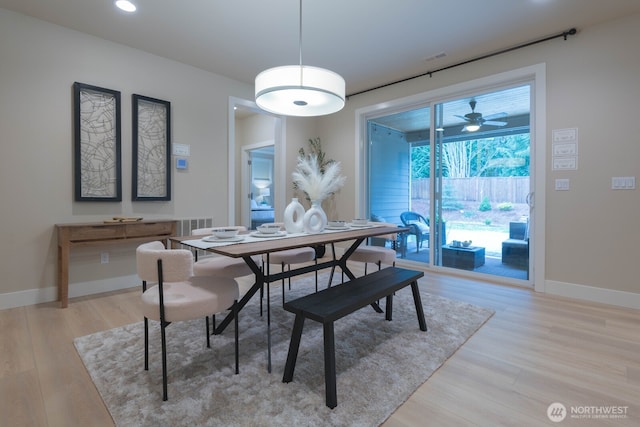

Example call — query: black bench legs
[282,267,427,409]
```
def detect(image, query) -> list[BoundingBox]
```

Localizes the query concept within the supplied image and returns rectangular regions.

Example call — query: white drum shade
[255,65,345,117]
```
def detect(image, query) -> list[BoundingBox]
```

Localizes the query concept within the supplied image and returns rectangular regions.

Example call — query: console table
[441,245,485,270]
[56,219,177,308]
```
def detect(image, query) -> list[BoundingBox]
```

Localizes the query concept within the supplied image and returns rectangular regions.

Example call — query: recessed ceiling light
[115,0,136,13]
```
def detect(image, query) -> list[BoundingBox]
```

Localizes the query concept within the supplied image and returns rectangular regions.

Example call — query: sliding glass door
[366,84,532,282]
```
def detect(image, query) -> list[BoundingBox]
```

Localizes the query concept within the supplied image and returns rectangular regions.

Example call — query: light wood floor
[1,267,638,426]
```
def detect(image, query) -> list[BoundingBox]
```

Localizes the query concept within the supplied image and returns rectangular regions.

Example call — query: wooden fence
[411,177,530,203]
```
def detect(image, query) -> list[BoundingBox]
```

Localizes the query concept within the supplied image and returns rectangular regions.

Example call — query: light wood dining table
[170,224,405,371]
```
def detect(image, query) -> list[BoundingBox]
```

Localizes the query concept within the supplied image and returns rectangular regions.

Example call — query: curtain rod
[346,27,577,99]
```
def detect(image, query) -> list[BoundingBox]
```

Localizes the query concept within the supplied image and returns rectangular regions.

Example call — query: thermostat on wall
[176,158,188,169]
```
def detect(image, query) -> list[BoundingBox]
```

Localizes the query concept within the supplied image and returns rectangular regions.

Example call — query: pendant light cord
[299,0,303,66]
[298,0,303,83]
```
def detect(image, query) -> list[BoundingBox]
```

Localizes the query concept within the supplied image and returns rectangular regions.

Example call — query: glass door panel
[433,86,531,280]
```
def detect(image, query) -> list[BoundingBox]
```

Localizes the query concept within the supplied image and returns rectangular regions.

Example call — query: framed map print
[73,82,122,201]
[132,94,171,201]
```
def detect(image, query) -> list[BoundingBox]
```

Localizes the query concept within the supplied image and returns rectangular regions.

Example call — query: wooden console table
[56,219,177,308]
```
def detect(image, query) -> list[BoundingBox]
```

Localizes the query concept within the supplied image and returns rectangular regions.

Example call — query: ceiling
[369,85,531,134]
[1,0,639,98]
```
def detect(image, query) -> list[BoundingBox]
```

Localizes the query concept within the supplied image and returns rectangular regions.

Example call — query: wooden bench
[282,267,427,408]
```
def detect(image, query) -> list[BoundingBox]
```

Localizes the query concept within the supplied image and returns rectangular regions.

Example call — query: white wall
[2,7,639,310]
[0,9,254,307]
[316,14,640,307]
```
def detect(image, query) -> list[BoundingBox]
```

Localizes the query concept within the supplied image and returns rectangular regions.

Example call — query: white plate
[348,222,371,227]
[250,231,287,238]
[325,225,350,230]
[202,235,245,242]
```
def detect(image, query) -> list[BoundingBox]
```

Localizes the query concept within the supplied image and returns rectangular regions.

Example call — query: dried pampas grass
[292,154,346,201]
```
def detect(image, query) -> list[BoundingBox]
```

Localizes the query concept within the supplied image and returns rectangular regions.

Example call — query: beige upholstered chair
[261,223,317,304]
[348,222,398,276]
[191,226,259,278]
[137,241,240,401]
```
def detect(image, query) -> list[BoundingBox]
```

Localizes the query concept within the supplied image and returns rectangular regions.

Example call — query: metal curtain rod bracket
[346,27,577,99]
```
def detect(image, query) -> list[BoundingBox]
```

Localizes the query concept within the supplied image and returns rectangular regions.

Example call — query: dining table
[170,223,405,371]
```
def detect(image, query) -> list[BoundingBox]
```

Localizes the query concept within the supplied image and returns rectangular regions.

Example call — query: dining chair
[137,241,240,401]
[191,226,259,278]
[345,222,398,279]
[261,223,317,304]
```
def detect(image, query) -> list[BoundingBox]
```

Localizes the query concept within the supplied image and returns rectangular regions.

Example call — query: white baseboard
[545,280,640,310]
[2,272,638,312]
[0,275,139,310]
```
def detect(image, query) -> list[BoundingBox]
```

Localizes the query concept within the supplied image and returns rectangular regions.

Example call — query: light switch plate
[172,143,190,156]
[555,178,569,190]
[612,176,635,190]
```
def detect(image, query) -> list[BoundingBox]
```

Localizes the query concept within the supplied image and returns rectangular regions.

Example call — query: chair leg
[281,263,286,305]
[314,258,318,292]
[161,320,169,401]
[144,317,149,371]
[205,316,211,348]
[234,300,239,374]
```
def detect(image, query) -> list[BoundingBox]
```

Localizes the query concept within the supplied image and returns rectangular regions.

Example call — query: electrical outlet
[101,252,109,264]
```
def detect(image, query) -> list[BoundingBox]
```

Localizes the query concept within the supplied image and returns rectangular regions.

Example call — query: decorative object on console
[284,198,305,233]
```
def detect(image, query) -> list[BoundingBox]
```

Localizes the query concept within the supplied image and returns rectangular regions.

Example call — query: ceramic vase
[302,199,327,233]
[283,197,305,233]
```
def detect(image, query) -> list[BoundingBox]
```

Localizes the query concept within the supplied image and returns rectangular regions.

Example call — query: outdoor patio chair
[400,211,430,253]
[501,221,529,267]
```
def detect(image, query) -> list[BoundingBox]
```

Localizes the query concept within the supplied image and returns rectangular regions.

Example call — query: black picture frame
[131,94,171,201]
[132,94,171,201]
[73,82,122,201]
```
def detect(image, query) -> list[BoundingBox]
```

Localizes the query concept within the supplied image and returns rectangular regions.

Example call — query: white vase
[302,199,327,233]
[283,198,305,233]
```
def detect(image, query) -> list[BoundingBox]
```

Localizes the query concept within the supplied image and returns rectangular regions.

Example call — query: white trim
[228,97,286,227]
[545,280,640,310]
[0,275,139,310]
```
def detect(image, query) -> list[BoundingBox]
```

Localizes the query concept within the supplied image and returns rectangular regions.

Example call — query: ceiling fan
[455,100,508,132]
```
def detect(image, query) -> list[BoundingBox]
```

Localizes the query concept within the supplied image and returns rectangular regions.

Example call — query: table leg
[266,254,272,373]
[337,237,365,281]
[213,255,263,335]
[337,237,383,313]
[58,244,69,308]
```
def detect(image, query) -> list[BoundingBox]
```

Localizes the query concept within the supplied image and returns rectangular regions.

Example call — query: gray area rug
[74,272,494,427]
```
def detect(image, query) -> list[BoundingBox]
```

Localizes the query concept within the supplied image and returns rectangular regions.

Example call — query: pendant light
[255,0,345,117]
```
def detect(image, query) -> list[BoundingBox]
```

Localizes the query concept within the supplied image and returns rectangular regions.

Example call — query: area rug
[74,272,494,427]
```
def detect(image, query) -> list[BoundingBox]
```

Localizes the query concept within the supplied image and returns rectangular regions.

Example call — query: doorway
[244,144,275,230]
[228,97,286,229]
